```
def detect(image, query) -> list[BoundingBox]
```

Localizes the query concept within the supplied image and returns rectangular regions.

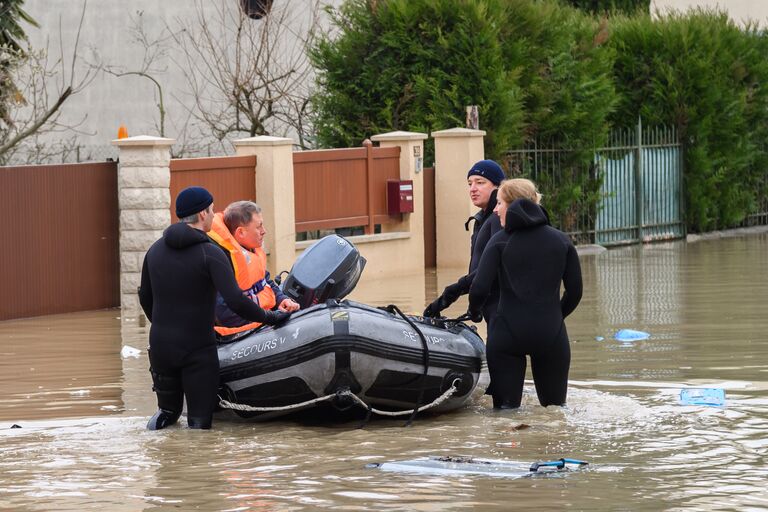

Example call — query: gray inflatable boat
[216,235,485,420]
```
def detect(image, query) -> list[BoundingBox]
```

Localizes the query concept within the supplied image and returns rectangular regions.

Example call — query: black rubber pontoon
[216,235,485,420]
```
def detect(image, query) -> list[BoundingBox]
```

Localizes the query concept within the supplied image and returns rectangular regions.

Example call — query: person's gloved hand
[263,310,291,326]
[423,282,465,317]
[423,296,449,318]
[467,308,483,323]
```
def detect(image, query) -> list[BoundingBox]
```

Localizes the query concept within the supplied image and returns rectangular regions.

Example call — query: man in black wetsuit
[468,181,582,409]
[423,159,504,322]
[138,186,290,430]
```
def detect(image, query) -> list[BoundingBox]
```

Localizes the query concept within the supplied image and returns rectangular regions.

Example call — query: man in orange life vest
[209,200,300,335]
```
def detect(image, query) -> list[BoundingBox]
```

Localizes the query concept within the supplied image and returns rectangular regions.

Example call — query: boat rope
[382,304,430,426]
[356,401,373,430]
[217,380,460,417]
[218,392,339,412]
[343,380,459,417]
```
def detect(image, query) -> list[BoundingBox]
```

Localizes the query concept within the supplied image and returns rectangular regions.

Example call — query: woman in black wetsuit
[468,179,582,409]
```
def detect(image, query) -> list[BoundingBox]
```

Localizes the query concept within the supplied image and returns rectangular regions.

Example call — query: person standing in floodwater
[139,187,290,430]
[468,179,582,409]
[423,159,504,322]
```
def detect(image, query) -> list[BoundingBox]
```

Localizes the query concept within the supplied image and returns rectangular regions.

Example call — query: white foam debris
[120,345,141,358]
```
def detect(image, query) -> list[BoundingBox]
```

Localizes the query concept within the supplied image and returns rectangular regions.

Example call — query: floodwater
[1,234,767,511]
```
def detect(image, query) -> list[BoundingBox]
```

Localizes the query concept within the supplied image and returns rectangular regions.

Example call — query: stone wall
[112,136,174,311]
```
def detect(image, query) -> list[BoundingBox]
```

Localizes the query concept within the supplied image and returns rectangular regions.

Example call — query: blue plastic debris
[614,329,650,341]
[679,388,726,407]
[529,458,589,473]
[595,336,605,342]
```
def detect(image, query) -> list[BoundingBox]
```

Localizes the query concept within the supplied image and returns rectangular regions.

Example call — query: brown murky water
[1,234,767,511]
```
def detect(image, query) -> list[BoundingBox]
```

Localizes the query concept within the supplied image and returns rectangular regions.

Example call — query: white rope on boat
[218,379,460,416]
[345,381,459,417]
[219,393,338,412]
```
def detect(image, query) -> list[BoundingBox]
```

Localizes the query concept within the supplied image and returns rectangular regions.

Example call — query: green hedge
[310,0,616,165]
[310,0,520,161]
[311,1,768,234]
[500,0,617,151]
[498,1,617,233]
[609,10,768,231]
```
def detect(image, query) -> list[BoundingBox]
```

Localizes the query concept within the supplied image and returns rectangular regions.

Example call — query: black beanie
[467,159,504,186]
[176,186,213,218]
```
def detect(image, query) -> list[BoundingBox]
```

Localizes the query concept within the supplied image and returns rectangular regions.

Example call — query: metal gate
[506,120,684,246]
[595,122,684,245]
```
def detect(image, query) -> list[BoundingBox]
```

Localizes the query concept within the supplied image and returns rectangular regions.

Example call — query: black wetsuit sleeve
[468,236,503,313]
[455,271,474,294]
[561,243,583,318]
[138,253,153,322]
[206,246,271,323]
[450,215,501,295]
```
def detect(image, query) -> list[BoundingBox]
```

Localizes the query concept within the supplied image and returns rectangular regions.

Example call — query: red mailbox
[387,180,414,214]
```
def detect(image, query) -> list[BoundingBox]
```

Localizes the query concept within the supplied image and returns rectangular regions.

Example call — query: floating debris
[120,345,141,358]
[680,388,726,407]
[614,329,650,342]
[367,455,588,478]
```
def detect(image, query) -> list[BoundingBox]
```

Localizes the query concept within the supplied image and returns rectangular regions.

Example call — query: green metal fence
[505,121,685,246]
[741,159,768,227]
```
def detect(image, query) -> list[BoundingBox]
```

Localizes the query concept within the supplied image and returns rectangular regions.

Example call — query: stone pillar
[370,130,429,270]
[431,128,486,269]
[112,135,175,313]
[233,136,296,275]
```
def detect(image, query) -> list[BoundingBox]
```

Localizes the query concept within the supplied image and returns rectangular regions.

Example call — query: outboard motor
[281,235,366,309]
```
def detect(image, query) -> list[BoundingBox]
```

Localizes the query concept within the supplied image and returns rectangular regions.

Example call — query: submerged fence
[506,121,685,246]
[741,159,768,227]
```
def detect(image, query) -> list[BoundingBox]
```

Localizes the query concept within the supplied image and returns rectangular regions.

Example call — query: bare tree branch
[0,85,71,155]
[101,11,176,137]
[0,0,100,164]
[170,0,321,148]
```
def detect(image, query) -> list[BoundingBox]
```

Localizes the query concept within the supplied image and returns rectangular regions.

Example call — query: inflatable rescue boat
[216,235,485,420]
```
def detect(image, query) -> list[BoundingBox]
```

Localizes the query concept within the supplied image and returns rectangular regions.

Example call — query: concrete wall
[432,128,486,270]
[115,130,438,313]
[652,0,768,27]
[20,0,339,161]
[113,136,174,312]
[292,131,429,280]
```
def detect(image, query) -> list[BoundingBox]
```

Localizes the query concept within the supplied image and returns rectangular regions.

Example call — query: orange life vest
[209,212,277,335]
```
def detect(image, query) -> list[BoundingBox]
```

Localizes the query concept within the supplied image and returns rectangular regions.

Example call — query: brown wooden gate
[423,166,436,267]
[1,162,120,320]
[169,155,257,221]
[293,143,401,234]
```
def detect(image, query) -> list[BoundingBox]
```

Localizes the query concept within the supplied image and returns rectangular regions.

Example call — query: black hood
[483,188,498,219]
[163,222,211,250]
[504,198,550,232]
